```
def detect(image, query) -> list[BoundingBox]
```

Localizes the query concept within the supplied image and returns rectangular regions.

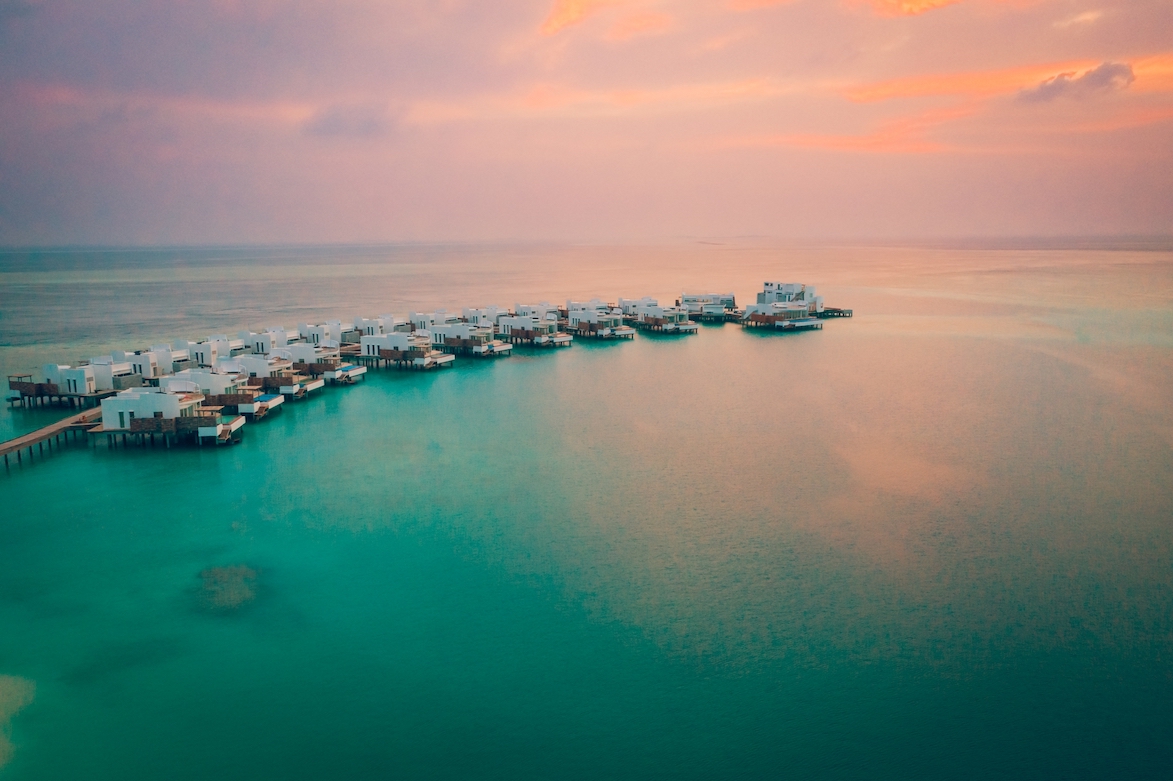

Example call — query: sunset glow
[0,0,1169,242]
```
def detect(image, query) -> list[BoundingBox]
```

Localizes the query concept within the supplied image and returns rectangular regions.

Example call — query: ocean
[0,240,1171,778]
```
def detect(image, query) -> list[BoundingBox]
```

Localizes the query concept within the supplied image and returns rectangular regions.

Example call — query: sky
[0,0,1170,244]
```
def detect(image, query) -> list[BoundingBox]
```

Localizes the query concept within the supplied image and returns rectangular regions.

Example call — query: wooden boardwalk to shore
[1,408,102,468]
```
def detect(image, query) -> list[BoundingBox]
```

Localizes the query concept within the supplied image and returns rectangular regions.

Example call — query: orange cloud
[540,0,616,35]
[728,0,794,9]
[1133,53,1173,93]
[606,11,673,40]
[846,60,1101,102]
[865,0,959,15]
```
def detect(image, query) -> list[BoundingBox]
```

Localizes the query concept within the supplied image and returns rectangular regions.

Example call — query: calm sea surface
[0,241,1171,779]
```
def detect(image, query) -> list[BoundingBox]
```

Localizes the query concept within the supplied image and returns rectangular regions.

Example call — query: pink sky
[0,0,1169,244]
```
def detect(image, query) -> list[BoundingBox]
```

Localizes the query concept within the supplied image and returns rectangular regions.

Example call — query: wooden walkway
[1,408,102,468]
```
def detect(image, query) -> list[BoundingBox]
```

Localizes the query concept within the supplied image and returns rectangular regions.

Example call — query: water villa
[629,303,699,334]
[740,281,844,331]
[432,322,514,356]
[742,302,824,331]
[497,315,572,347]
[681,293,739,322]
[565,306,635,339]
[359,331,455,370]
[96,385,246,447]
[462,307,510,329]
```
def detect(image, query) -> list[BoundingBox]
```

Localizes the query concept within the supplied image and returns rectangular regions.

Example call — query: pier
[1,408,103,469]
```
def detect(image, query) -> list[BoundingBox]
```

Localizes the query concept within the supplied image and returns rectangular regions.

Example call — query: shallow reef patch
[200,565,259,610]
[0,675,36,768]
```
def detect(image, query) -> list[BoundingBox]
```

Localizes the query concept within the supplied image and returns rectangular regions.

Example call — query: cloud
[540,0,616,35]
[302,102,392,138]
[865,0,959,16]
[1018,62,1135,102]
[1053,10,1103,28]
[846,59,1101,101]
[606,11,672,40]
[1131,53,1173,94]
[728,0,795,9]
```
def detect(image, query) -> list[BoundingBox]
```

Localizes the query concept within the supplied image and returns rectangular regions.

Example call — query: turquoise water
[1,242,1172,778]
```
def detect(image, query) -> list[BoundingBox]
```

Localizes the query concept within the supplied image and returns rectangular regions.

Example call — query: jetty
[1,408,102,468]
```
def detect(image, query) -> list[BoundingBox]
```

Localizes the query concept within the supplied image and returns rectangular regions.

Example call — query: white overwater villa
[627,301,699,333]
[681,293,738,321]
[742,281,825,331]
[98,385,245,446]
[360,330,455,369]
[431,322,514,356]
[565,300,635,339]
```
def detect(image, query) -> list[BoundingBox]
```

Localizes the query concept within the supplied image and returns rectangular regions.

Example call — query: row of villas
[7,282,849,449]
[8,321,378,446]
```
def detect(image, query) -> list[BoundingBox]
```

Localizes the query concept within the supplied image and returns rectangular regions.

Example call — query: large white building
[514,303,559,322]
[496,316,571,346]
[360,331,455,368]
[633,304,698,333]
[160,368,246,396]
[298,321,345,346]
[756,282,823,313]
[619,297,658,315]
[228,353,293,379]
[566,308,634,338]
[354,315,406,336]
[566,298,612,313]
[88,356,140,391]
[462,307,509,328]
[100,386,203,431]
[43,364,96,395]
[681,293,737,314]
[283,342,341,365]
[431,323,513,355]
